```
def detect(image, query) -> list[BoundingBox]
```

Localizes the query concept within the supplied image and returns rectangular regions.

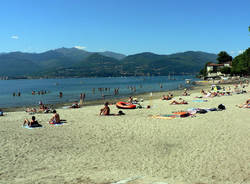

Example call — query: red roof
[207,63,225,66]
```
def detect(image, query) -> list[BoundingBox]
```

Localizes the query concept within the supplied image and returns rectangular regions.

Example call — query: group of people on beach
[23,110,61,128]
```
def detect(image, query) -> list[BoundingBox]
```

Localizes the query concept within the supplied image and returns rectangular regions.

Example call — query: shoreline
[2,77,247,113]
[2,82,204,112]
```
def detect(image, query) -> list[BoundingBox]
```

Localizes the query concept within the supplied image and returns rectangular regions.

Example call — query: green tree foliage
[219,66,231,74]
[217,51,233,64]
[199,62,212,76]
[231,48,250,75]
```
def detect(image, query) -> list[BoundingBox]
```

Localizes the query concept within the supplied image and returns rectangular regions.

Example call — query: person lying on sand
[49,110,61,124]
[170,99,188,105]
[236,99,250,108]
[71,101,80,108]
[26,108,37,113]
[161,95,172,100]
[23,116,42,127]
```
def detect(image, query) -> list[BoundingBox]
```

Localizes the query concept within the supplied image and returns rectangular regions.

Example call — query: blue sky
[0,0,249,56]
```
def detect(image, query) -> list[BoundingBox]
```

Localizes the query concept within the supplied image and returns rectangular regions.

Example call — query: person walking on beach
[80,93,83,105]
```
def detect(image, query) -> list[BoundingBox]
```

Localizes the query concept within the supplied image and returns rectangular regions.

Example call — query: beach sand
[0,84,249,184]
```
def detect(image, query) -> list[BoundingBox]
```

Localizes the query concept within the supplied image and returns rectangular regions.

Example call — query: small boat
[116,101,136,109]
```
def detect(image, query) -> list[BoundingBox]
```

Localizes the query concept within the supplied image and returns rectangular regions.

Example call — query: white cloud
[230,51,235,54]
[98,48,106,52]
[238,50,245,54]
[74,46,86,50]
[11,35,19,39]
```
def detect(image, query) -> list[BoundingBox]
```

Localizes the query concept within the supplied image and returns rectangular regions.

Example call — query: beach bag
[197,109,207,114]
[218,104,226,110]
[208,108,217,111]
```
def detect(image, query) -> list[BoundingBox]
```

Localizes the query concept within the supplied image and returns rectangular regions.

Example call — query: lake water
[0,76,197,108]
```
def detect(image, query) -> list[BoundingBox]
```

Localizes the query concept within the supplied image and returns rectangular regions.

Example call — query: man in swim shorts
[49,110,61,124]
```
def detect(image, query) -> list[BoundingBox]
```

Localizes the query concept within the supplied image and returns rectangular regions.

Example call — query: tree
[199,62,212,76]
[220,66,231,74]
[231,48,250,75]
[217,51,233,64]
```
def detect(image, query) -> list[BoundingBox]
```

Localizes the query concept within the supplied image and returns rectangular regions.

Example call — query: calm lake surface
[0,76,197,108]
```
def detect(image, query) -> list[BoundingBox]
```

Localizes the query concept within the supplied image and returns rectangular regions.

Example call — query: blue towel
[22,125,42,129]
[192,100,207,102]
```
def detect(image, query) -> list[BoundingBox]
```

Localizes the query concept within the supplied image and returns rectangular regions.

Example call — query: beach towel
[173,111,190,117]
[192,100,208,102]
[152,115,176,120]
[196,109,208,114]
[22,125,42,129]
[49,122,64,126]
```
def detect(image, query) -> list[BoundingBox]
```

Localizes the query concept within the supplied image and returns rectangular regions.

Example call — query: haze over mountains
[0,47,217,78]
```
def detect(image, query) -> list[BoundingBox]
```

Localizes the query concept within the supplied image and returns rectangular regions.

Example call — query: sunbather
[49,110,61,124]
[236,99,250,108]
[100,102,110,115]
[170,99,188,105]
[23,116,41,127]
[26,108,37,113]
[161,95,172,100]
[71,101,80,108]
[182,89,190,96]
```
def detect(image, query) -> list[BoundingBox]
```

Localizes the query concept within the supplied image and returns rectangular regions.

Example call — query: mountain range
[0,47,217,78]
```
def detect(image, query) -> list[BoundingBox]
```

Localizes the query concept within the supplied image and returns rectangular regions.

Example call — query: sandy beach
[0,84,249,184]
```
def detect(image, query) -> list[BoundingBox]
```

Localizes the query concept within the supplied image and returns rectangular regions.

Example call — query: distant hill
[98,51,126,60]
[0,48,217,78]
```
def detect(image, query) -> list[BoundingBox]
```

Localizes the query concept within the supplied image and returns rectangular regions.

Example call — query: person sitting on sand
[23,116,41,127]
[182,89,190,96]
[168,92,174,98]
[100,102,110,116]
[236,99,250,108]
[128,96,133,103]
[201,89,207,95]
[170,98,188,105]
[49,110,61,124]
[0,109,3,116]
